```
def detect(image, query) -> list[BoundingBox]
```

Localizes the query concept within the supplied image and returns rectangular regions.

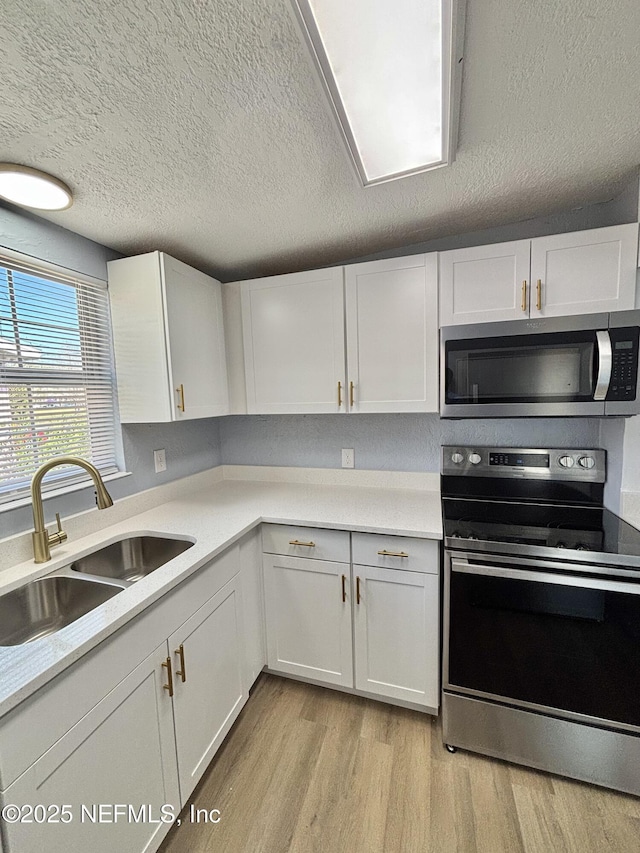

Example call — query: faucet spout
[31,456,113,563]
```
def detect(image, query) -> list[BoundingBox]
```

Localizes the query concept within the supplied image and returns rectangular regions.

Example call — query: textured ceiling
[1,0,640,281]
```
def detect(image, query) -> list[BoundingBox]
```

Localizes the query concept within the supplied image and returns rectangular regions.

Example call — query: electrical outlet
[154,449,167,473]
[342,448,354,469]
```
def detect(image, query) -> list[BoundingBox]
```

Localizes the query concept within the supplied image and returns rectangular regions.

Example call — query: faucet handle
[48,512,68,547]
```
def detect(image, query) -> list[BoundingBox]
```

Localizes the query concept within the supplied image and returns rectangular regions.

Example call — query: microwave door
[441,326,608,417]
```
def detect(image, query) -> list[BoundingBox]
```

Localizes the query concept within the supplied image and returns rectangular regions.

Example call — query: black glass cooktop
[443,497,640,566]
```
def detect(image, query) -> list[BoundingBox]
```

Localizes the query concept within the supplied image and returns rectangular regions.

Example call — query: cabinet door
[530,224,638,317]
[1,642,179,853]
[353,566,439,708]
[162,254,229,419]
[439,240,531,325]
[263,554,353,688]
[168,576,247,803]
[241,268,346,413]
[345,254,438,412]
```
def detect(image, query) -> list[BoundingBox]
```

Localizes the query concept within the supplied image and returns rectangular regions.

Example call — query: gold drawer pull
[337,381,343,407]
[175,643,187,683]
[521,280,527,312]
[289,539,316,547]
[377,550,409,558]
[162,656,174,697]
[536,279,542,311]
[176,383,185,412]
[350,380,355,407]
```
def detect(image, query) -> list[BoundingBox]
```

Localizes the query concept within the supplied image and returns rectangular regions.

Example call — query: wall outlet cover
[154,448,167,473]
[342,448,355,469]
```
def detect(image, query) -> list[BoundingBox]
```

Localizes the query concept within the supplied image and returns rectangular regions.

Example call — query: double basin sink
[0,536,194,646]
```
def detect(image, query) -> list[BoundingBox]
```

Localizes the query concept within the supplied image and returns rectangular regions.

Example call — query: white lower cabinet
[169,577,246,803]
[263,554,353,688]
[353,566,439,707]
[262,526,440,710]
[1,642,180,853]
[0,547,249,853]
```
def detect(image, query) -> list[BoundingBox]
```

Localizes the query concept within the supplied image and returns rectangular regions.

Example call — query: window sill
[0,471,132,515]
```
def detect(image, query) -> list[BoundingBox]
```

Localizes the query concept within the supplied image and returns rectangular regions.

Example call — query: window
[0,252,119,504]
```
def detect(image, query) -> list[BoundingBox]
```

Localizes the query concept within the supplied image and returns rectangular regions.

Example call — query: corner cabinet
[108,252,229,422]
[262,525,440,711]
[239,254,439,414]
[439,224,639,326]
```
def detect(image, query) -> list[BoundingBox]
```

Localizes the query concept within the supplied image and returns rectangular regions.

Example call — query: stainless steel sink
[0,576,124,646]
[69,535,194,583]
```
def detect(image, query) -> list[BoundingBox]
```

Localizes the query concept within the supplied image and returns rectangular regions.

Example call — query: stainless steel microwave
[441,310,640,418]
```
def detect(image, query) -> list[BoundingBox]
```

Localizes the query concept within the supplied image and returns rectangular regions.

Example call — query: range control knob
[558,455,575,468]
[468,452,482,465]
[578,456,595,469]
[451,452,465,465]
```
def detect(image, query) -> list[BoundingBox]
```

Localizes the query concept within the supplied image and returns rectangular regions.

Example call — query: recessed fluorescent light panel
[291,0,465,186]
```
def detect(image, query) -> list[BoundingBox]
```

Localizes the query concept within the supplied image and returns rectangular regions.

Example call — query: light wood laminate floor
[160,674,640,853]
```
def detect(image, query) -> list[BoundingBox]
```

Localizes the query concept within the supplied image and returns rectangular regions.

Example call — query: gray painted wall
[218,414,602,472]
[0,200,121,280]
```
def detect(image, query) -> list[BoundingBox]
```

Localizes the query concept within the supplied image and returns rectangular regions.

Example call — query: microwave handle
[594,330,612,401]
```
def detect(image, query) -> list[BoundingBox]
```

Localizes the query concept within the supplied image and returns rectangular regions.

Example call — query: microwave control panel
[607,327,640,401]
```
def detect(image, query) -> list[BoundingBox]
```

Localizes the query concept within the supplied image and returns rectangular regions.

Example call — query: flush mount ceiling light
[290,0,466,186]
[0,164,73,210]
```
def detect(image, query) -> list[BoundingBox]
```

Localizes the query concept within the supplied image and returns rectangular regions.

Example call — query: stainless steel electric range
[441,445,640,796]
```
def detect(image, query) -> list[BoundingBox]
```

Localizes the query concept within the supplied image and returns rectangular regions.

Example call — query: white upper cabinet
[439,224,639,326]
[240,255,439,415]
[108,252,229,423]
[241,267,346,414]
[439,240,531,326]
[529,224,638,317]
[345,254,438,412]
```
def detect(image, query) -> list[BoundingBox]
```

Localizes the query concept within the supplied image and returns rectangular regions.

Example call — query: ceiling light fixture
[290,0,466,186]
[0,164,73,210]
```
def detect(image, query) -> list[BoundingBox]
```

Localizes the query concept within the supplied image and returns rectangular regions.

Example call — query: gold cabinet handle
[289,539,315,547]
[162,656,174,697]
[175,643,186,683]
[337,381,342,407]
[536,279,542,311]
[521,280,527,312]
[356,576,361,605]
[341,574,347,603]
[176,383,185,412]
[377,550,409,558]
[349,381,355,407]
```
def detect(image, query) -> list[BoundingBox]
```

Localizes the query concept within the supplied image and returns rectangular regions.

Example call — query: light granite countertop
[0,468,442,717]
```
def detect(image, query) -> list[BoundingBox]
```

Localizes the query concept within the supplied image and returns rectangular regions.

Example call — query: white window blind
[0,254,119,504]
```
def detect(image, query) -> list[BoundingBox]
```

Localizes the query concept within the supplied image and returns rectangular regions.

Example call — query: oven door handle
[593,330,612,401]
[450,557,640,595]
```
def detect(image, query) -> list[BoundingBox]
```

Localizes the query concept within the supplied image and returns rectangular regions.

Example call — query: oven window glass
[445,330,597,404]
[447,568,640,727]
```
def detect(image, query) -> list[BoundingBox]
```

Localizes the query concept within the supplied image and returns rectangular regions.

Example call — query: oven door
[440,315,611,417]
[444,551,640,732]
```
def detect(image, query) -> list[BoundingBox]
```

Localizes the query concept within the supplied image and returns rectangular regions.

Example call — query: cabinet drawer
[352,533,439,574]
[261,524,350,563]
